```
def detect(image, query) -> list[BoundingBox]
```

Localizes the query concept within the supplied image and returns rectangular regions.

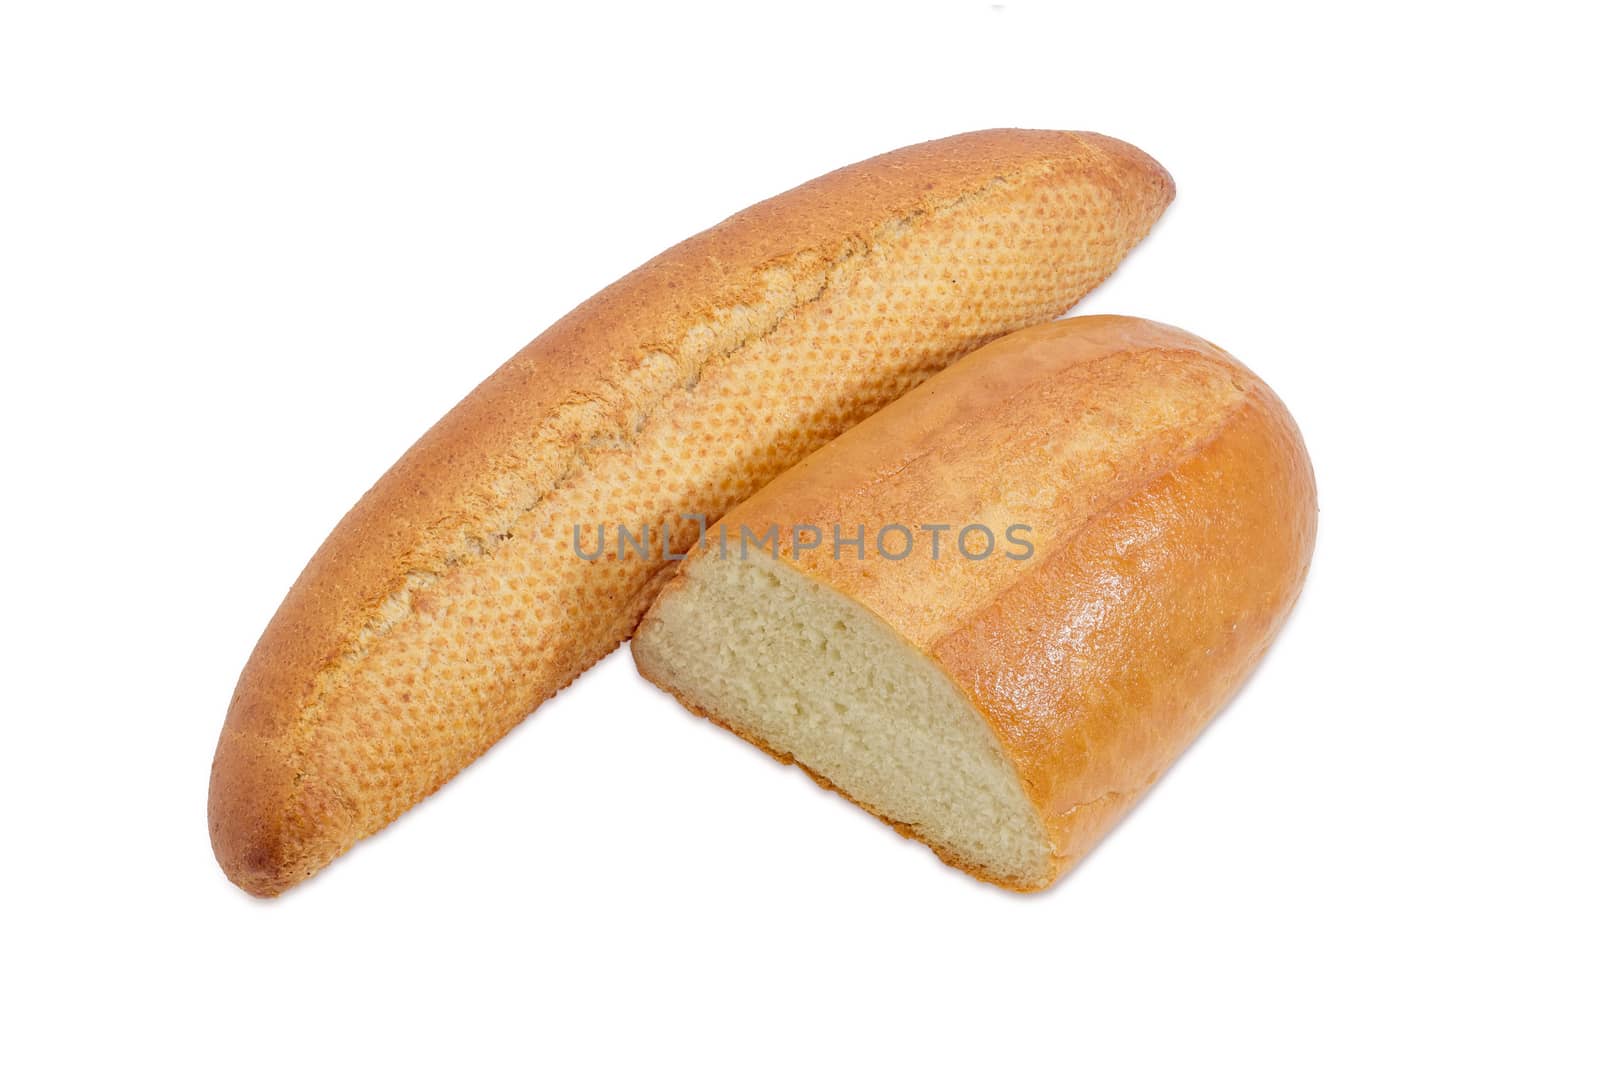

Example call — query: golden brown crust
[209,130,1174,895]
[639,316,1315,889]
[933,368,1315,881]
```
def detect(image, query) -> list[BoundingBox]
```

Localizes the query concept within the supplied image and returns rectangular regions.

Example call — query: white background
[3,1,1595,1070]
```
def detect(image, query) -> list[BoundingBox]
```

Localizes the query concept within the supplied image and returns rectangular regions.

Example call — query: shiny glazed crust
[209,131,1175,895]
[635,316,1316,888]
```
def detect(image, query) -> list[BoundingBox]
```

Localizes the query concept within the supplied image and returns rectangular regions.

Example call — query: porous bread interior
[640,554,1052,887]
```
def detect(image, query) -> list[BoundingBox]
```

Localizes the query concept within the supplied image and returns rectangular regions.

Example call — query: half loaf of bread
[632,316,1315,890]
[210,131,1174,895]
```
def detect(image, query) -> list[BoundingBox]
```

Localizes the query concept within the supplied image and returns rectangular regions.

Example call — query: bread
[209,130,1175,895]
[632,315,1315,890]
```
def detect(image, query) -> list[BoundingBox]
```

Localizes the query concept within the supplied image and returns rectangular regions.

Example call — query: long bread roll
[632,316,1315,890]
[210,130,1173,896]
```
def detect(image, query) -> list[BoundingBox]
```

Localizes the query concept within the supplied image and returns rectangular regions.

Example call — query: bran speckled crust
[209,130,1175,896]
[633,316,1316,890]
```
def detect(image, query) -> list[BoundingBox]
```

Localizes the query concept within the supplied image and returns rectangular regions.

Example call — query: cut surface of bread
[633,316,1316,890]
[641,554,1052,887]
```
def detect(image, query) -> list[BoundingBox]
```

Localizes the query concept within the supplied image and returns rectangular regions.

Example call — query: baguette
[632,316,1315,890]
[209,130,1175,895]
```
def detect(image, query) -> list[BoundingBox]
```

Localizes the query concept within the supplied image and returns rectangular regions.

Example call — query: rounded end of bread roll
[633,314,1315,891]
[209,723,351,898]
[1063,129,1176,208]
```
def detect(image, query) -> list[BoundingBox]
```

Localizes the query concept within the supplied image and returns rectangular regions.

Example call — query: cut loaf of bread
[632,316,1315,890]
[210,130,1174,895]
